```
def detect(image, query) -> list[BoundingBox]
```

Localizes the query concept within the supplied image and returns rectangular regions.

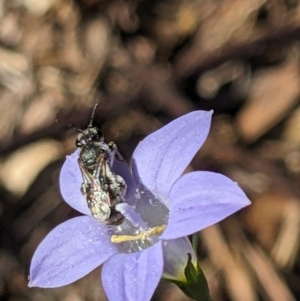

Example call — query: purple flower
[29,110,250,301]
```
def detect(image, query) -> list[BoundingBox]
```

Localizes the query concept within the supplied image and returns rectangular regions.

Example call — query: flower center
[108,187,169,253]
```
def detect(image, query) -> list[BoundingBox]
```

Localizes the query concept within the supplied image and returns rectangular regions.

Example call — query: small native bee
[78,151,126,225]
[58,104,126,224]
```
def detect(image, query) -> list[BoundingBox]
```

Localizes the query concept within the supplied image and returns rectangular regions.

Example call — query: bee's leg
[114,174,127,196]
[104,163,126,194]
[108,142,117,166]
[80,183,87,196]
[108,175,127,207]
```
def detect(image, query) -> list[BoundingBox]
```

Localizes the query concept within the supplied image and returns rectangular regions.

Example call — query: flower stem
[192,233,200,254]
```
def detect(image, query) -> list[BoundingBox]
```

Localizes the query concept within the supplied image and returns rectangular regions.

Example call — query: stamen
[111,224,166,243]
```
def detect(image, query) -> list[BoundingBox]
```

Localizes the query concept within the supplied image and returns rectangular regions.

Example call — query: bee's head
[57,103,102,148]
[76,126,103,147]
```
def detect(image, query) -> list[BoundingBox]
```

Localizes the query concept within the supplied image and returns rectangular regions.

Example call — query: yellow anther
[111,225,167,243]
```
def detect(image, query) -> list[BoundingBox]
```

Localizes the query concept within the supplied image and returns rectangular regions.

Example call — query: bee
[78,151,126,225]
[58,104,126,224]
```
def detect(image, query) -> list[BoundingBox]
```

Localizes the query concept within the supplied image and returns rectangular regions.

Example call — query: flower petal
[112,154,137,200]
[102,242,163,301]
[162,237,197,281]
[29,216,118,288]
[60,150,90,215]
[132,110,212,200]
[161,171,250,239]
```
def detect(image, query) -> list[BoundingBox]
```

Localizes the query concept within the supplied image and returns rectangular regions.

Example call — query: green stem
[192,233,199,254]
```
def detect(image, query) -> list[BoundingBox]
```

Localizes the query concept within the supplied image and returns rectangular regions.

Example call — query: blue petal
[161,171,251,239]
[29,216,118,288]
[60,150,90,215]
[102,242,163,301]
[112,154,137,203]
[132,111,212,202]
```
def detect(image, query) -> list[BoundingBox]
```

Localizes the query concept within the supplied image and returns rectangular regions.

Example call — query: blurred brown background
[1,0,300,300]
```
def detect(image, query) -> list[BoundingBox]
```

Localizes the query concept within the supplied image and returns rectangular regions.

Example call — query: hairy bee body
[74,105,126,225]
[78,153,126,224]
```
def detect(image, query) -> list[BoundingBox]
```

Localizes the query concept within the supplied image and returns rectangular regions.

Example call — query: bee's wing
[78,158,93,185]
[78,157,112,222]
[94,154,113,189]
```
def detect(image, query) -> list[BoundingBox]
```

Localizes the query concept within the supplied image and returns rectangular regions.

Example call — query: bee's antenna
[56,119,84,134]
[88,103,98,128]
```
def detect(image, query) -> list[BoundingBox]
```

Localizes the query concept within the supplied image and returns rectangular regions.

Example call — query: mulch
[1,0,300,300]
